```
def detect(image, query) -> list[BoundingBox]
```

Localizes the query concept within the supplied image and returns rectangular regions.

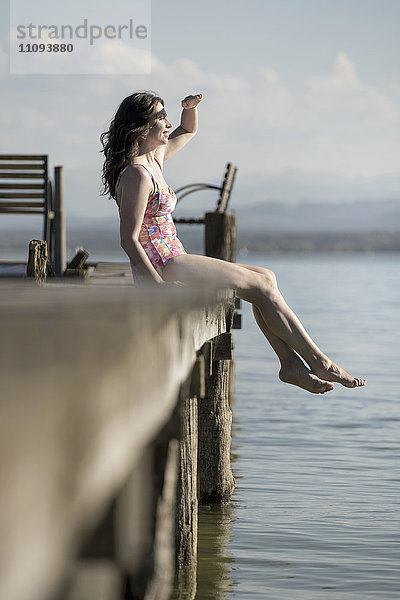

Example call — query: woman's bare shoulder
[118,164,153,195]
[120,164,151,186]
[116,164,153,207]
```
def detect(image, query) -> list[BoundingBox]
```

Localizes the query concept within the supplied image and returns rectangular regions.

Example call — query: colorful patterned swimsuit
[116,159,186,277]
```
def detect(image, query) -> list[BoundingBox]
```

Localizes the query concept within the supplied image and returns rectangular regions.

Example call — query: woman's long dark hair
[100,91,164,198]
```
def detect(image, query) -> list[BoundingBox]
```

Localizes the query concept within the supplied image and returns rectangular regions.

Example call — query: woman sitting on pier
[101,91,365,394]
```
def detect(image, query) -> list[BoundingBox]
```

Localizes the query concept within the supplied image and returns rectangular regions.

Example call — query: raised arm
[117,166,164,283]
[159,93,203,162]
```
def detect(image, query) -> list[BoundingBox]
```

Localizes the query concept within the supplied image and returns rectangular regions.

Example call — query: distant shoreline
[0,229,399,258]
[236,230,400,254]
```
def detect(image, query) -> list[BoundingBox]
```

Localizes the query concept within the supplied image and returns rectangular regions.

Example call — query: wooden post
[174,358,204,600]
[198,212,237,504]
[54,165,66,277]
[204,212,237,262]
[198,339,235,504]
[61,429,179,600]
[27,239,47,284]
[176,368,200,565]
[175,360,203,566]
[63,249,91,279]
[68,249,90,270]
[142,437,179,600]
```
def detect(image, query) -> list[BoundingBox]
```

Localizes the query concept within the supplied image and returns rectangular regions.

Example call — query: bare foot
[313,361,366,388]
[279,363,334,394]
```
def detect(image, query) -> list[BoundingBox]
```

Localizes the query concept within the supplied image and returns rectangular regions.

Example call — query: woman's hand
[181,93,203,109]
[161,95,202,161]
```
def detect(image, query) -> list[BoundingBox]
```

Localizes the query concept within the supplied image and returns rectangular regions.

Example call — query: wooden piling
[26,239,47,283]
[198,337,236,504]
[141,437,179,600]
[204,212,237,262]
[62,414,180,600]
[63,249,92,278]
[176,362,202,567]
[198,211,237,504]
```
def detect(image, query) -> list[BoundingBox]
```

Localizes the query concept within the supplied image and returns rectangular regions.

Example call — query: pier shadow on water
[171,503,237,600]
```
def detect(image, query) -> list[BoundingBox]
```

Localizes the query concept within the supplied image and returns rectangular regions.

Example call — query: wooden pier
[0,257,238,600]
[0,156,240,600]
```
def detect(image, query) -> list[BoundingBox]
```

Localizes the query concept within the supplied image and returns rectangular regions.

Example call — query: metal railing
[175,162,237,225]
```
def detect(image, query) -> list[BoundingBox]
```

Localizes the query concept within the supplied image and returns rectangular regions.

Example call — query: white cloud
[86,41,152,75]
[304,52,399,122]
[0,49,399,218]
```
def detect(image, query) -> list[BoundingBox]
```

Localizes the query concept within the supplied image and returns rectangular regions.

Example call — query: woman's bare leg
[236,262,365,388]
[252,305,334,393]
[238,263,331,392]
[163,254,365,389]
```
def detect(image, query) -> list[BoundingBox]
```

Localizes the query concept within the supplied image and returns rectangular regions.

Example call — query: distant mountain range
[234,198,400,233]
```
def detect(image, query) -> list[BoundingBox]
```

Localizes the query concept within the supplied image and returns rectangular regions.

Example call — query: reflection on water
[171,503,236,600]
[196,504,236,599]
[173,562,197,600]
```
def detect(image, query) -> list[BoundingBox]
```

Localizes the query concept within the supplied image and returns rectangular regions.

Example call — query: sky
[0,0,399,230]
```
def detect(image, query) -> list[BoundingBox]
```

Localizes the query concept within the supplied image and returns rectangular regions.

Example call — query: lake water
[193,252,400,600]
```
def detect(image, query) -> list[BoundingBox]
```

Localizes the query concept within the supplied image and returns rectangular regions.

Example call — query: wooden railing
[174,162,237,225]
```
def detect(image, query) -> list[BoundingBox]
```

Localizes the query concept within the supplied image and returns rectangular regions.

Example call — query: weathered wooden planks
[0,277,234,600]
